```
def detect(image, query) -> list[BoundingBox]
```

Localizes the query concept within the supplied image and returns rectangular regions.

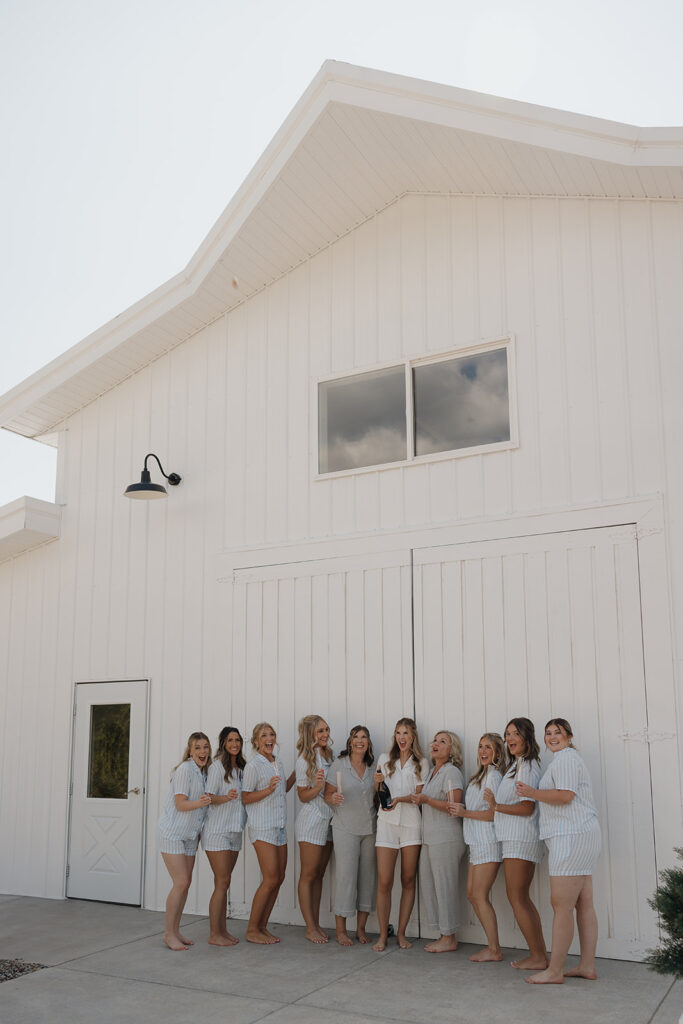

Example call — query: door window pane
[413,348,510,456]
[319,366,406,473]
[88,704,131,799]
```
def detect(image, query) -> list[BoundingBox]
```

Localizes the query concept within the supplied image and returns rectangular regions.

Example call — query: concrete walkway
[0,894,680,1024]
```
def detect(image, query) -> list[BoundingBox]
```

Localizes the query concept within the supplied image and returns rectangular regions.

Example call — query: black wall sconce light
[124,453,182,500]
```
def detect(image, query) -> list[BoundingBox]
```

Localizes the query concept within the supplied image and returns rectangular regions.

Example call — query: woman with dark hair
[203,727,247,946]
[373,717,428,951]
[325,725,377,946]
[157,732,212,950]
[484,717,547,970]
[516,718,601,984]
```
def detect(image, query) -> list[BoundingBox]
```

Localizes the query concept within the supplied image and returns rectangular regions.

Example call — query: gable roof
[3,60,683,443]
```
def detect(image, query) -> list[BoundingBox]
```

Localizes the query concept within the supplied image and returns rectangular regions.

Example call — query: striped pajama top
[158,759,208,840]
[538,747,598,839]
[295,755,333,825]
[493,758,541,843]
[242,753,288,830]
[204,760,247,834]
[463,767,503,846]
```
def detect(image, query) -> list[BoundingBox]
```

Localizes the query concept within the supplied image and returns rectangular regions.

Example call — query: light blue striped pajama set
[242,753,289,847]
[295,755,333,845]
[538,747,601,876]
[202,760,247,852]
[463,768,503,865]
[158,759,208,855]
[494,759,545,863]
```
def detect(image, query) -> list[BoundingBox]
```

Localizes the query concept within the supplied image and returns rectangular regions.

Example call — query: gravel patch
[0,959,47,983]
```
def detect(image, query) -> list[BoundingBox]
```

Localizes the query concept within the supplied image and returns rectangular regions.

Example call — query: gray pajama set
[419,762,466,936]
[329,757,378,919]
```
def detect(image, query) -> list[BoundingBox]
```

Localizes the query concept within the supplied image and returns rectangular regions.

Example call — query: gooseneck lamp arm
[143,453,181,487]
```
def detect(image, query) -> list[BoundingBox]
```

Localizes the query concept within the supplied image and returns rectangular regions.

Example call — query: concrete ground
[0,894,680,1024]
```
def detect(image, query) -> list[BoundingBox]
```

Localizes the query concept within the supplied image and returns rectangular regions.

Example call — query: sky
[2,0,683,508]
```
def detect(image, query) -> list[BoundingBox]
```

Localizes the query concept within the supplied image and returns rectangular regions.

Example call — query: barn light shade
[124,453,181,500]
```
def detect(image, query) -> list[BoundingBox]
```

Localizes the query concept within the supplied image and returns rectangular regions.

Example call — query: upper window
[318,343,512,475]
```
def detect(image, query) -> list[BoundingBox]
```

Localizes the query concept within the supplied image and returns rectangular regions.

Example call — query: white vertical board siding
[226,551,414,928]
[413,525,658,961]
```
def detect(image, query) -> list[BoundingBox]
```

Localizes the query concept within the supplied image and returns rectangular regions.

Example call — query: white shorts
[547,825,601,876]
[501,839,545,864]
[249,826,288,847]
[159,834,199,856]
[469,841,502,866]
[202,831,243,853]
[375,818,421,849]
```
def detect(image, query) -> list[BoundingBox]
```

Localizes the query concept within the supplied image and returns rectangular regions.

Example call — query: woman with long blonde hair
[157,732,212,950]
[373,717,428,951]
[295,714,335,943]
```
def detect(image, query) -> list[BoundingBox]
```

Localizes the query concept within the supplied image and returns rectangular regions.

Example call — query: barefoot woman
[516,718,601,985]
[203,726,247,946]
[485,718,547,970]
[242,722,296,943]
[415,730,466,953]
[373,717,428,951]
[450,732,506,962]
[325,725,378,946]
[295,714,334,943]
[158,732,212,950]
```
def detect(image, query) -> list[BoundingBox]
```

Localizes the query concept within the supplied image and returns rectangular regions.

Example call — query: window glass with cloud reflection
[413,348,509,456]
[319,366,406,473]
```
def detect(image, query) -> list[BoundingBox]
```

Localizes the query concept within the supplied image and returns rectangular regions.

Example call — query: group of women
[157,714,601,985]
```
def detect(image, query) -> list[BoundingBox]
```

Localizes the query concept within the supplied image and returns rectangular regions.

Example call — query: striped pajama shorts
[546,823,601,876]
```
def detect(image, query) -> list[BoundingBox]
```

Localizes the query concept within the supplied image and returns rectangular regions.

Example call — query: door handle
[127,787,141,795]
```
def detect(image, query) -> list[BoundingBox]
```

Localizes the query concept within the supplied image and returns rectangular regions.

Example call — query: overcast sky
[2,0,683,507]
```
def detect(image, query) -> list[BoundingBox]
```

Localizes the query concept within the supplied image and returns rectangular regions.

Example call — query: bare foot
[511,956,548,970]
[373,937,388,952]
[397,935,413,949]
[208,933,239,946]
[316,929,329,943]
[564,966,597,980]
[469,947,503,962]
[356,930,370,944]
[177,934,194,946]
[163,933,188,951]
[305,928,327,944]
[246,928,278,944]
[424,937,458,953]
[336,931,354,946]
[263,929,281,943]
[526,968,564,985]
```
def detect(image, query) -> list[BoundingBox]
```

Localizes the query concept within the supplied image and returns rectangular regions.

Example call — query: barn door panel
[413,525,657,961]
[229,550,414,929]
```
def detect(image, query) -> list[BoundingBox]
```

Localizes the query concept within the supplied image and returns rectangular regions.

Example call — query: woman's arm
[207,789,238,805]
[242,775,280,804]
[297,768,326,802]
[285,769,296,793]
[417,787,462,812]
[447,799,489,819]
[516,781,574,806]
[174,792,211,812]
[323,780,344,805]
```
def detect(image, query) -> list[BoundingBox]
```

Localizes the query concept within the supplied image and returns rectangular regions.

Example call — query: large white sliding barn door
[413,525,658,961]
[229,550,414,928]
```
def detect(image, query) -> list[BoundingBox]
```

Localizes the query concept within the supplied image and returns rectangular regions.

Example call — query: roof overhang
[3,60,683,442]
[0,497,61,562]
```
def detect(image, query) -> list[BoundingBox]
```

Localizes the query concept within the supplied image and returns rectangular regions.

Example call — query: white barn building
[1,62,682,962]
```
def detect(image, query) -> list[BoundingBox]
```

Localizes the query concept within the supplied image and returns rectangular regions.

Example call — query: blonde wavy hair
[469,732,507,787]
[250,721,277,753]
[430,730,464,768]
[171,731,211,778]
[386,718,425,781]
[296,714,333,783]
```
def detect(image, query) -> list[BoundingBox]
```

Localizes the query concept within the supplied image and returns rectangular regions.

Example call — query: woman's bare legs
[246,841,288,944]
[503,858,547,969]
[356,910,370,943]
[206,849,240,945]
[298,840,333,942]
[161,853,195,950]
[565,875,598,979]
[373,847,398,951]
[396,845,420,949]
[466,862,503,962]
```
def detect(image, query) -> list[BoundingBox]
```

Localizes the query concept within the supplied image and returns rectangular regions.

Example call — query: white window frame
[314,335,518,480]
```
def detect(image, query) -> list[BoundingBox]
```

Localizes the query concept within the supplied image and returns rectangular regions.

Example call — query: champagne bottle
[377,778,393,810]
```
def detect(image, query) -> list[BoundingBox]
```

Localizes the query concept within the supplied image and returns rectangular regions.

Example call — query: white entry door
[229,550,414,928]
[413,525,658,961]
[68,680,148,904]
